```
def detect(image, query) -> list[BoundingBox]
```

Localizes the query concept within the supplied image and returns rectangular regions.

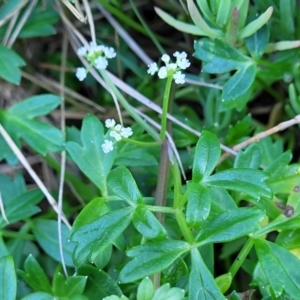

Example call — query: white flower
[173,51,187,60]
[121,127,133,138]
[101,139,114,153]
[76,67,87,81]
[158,66,168,79]
[95,45,106,52]
[110,130,122,141]
[166,63,177,71]
[161,54,170,64]
[177,57,190,69]
[77,46,87,56]
[147,62,158,75]
[89,41,97,54]
[105,119,116,128]
[173,71,185,84]
[114,124,122,132]
[104,47,117,58]
[94,56,108,70]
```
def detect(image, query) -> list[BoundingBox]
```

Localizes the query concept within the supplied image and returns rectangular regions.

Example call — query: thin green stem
[125,139,161,147]
[145,205,176,214]
[129,0,165,55]
[228,237,254,279]
[160,76,173,140]
[0,230,34,240]
[175,210,195,244]
[100,70,160,141]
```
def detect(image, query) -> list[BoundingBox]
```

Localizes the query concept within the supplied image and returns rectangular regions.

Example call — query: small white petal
[147,62,158,75]
[104,47,117,58]
[95,45,106,52]
[105,119,116,128]
[114,124,122,132]
[120,127,133,138]
[167,63,177,71]
[173,51,187,59]
[177,57,190,69]
[77,46,87,56]
[161,54,170,63]
[173,71,185,84]
[101,140,114,153]
[158,66,168,79]
[110,131,122,141]
[76,67,87,81]
[94,56,108,69]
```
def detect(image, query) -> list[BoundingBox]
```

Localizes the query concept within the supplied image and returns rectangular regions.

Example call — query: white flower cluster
[101,119,133,153]
[75,42,117,81]
[147,51,190,84]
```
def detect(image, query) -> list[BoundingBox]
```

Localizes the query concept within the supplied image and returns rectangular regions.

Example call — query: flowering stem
[125,139,161,147]
[160,75,173,141]
[100,69,160,141]
[228,237,254,278]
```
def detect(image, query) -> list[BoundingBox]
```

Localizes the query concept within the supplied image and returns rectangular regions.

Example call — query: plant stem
[145,205,176,214]
[160,76,173,140]
[175,210,195,244]
[228,237,254,278]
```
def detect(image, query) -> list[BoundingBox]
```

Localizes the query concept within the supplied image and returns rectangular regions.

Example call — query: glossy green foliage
[66,115,115,195]
[0,45,25,84]
[0,255,16,300]
[0,94,63,156]
[0,174,42,228]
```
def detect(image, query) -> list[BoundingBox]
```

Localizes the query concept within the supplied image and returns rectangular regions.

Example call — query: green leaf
[9,94,61,118]
[196,208,265,245]
[0,255,16,300]
[238,7,273,39]
[280,0,295,34]
[71,207,134,266]
[32,219,76,267]
[66,115,115,195]
[245,25,269,58]
[152,283,185,300]
[186,183,211,228]
[162,257,189,285]
[204,168,272,199]
[72,197,110,232]
[189,248,226,299]
[78,265,122,299]
[137,277,154,300]
[133,206,167,239]
[21,292,54,300]
[216,0,231,27]
[233,144,261,169]
[192,130,220,181]
[254,239,300,298]
[0,189,42,228]
[187,0,220,37]
[154,7,206,36]
[194,38,256,101]
[19,4,59,38]
[107,166,142,205]
[19,255,52,293]
[0,45,25,84]
[53,273,87,297]
[0,111,63,155]
[0,0,25,23]
[222,63,256,101]
[119,240,190,283]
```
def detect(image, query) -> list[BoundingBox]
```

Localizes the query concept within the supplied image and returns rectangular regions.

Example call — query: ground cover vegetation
[0,0,300,299]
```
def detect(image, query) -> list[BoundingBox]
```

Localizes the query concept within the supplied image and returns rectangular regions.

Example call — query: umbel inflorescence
[147,51,191,84]
[75,42,117,81]
[101,119,133,153]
